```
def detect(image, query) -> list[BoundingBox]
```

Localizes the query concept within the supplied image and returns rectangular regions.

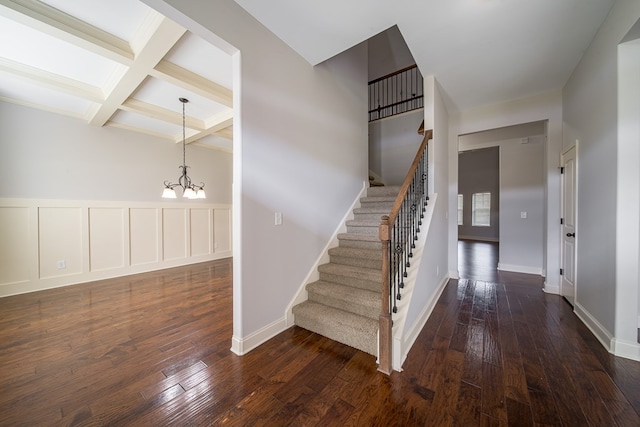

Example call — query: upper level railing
[377,129,432,374]
[368,65,424,122]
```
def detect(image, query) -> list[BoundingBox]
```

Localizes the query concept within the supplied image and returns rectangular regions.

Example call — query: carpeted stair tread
[360,196,397,203]
[337,232,380,242]
[353,206,394,214]
[337,233,382,250]
[318,263,380,292]
[329,246,382,269]
[366,185,401,197]
[318,263,380,281]
[328,246,382,260]
[307,280,379,319]
[292,301,378,355]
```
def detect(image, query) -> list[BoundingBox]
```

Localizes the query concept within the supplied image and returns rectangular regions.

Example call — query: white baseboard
[574,302,614,354]
[231,317,288,356]
[394,273,450,372]
[611,338,640,362]
[497,263,542,275]
[449,270,460,280]
[543,281,560,294]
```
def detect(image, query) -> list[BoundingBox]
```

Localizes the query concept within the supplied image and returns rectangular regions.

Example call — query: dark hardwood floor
[1,255,640,425]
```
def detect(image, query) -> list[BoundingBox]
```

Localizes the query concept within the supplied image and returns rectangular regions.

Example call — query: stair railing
[378,129,432,374]
[369,65,424,122]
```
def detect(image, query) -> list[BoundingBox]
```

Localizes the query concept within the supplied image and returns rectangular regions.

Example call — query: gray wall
[563,0,640,350]
[0,101,232,203]
[145,0,369,350]
[369,109,424,185]
[368,26,415,81]
[458,147,499,241]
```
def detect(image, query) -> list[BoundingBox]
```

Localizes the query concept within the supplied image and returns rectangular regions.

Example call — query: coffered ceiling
[0,0,233,151]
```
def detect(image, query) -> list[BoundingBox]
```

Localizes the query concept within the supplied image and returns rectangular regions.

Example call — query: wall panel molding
[0,198,232,297]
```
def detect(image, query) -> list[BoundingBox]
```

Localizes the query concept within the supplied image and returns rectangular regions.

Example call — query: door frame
[560,143,578,305]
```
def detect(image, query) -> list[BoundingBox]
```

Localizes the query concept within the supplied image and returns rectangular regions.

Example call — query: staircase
[292,185,400,355]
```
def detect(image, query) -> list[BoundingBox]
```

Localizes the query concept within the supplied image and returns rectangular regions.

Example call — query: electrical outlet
[214,243,219,249]
[275,212,282,226]
[56,260,66,269]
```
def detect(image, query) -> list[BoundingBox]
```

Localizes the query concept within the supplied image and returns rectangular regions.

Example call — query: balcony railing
[368,65,424,122]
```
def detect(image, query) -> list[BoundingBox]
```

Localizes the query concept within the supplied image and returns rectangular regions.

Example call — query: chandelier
[162,97,206,199]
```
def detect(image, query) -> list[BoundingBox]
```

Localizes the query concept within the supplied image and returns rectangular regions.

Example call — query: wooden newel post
[378,215,392,374]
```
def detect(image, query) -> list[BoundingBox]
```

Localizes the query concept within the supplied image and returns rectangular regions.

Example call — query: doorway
[560,145,577,306]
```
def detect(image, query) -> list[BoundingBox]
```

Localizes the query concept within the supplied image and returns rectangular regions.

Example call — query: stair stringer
[284,181,368,327]
[388,193,449,372]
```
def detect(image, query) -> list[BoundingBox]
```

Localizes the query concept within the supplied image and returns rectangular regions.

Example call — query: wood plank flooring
[1,254,639,425]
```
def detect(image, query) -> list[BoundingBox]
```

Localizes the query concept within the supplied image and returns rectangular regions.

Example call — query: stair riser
[337,239,382,250]
[292,308,377,355]
[346,225,379,235]
[360,202,395,211]
[354,212,389,222]
[319,272,379,292]
[367,186,401,197]
[330,255,382,270]
[307,291,378,320]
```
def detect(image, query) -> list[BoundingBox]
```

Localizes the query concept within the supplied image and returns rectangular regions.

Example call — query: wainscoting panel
[163,208,188,261]
[89,208,125,272]
[0,199,232,298]
[190,208,212,257]
[0,207,30,285]
[130,208,159,266]
[38,207,83,279]
[214,208,232,253]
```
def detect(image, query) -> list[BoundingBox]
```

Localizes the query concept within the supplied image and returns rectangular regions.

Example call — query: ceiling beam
[185,110,233,144]
[0,0,133,64]
[88,17,186,127]
[0,57,104,101]
[151,60,232,107]
[120,98,205,131]
[214,127,233,140]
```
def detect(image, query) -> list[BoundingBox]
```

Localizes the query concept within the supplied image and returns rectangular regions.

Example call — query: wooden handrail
[378,128,432,375]
[368,64,418,85]
[388,129,432,226]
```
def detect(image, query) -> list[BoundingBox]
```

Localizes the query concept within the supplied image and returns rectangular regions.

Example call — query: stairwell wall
[400,77,451,365]
[145,0,369,353]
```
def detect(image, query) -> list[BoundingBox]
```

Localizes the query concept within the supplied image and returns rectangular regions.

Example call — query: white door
[561,146,577,305]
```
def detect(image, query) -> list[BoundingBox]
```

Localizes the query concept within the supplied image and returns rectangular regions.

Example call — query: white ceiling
[1,0,617,146]
[0,0,233,151]
[234,0,616,112]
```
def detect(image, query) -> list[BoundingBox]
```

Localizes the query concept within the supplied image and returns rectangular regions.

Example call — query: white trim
[574,302,614,353]
[284,181,367,327]
[497,263,542,275]
[449,270,460,280]
[0,198,232,297]
[611,338,640,362]
[543,281,560,294]
[394,273,449,371]
[230,317,288,356]
[574,302,640,362]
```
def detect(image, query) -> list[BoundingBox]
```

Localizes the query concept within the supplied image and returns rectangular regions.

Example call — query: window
[472,192,491,226]
[457,194,463,225]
